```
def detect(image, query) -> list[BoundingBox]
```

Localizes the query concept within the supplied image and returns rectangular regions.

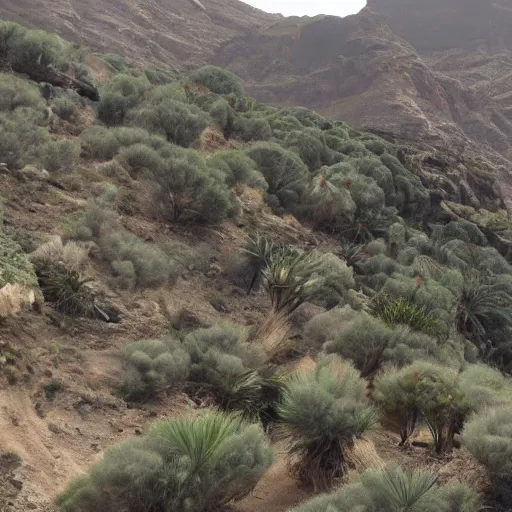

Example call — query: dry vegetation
[2,19,512,512]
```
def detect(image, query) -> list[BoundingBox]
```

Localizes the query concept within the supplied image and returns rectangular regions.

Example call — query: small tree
[151,147,237,223]
[375,362,471,452]
[57,411,274,512]
[277,356,377,490]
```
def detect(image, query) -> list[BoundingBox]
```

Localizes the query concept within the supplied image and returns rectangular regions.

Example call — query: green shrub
[463,406,512,479]
[118,143,163,175]
[208,98,235,133]
[207,150,267,190]
[191,65,245,96]
[457,363,507,411]
[130,99,209,146]
[325,312,406,376]
[145,82,188,104]
[57,411,273,512]
[0,229,38,289]
[39,139,81,173]
[0,108,50,168]
[245,142,309,204]
[278,356,377,490]
[290,466,481,512]
[375,362,471,452]
[260,248,339,316]
[234,115,272,141]
[150,147,237,222]
[52,95,78,121]
[0,73,45,111]
[284,128,330,171]
[99,231,181,289]
[303,177,356,232]
[118,338,190,401]
[183,322,266,412]
[81,126,120,160]
[111,259,136,289]
[303,306,359,350]
[100,53,128,72]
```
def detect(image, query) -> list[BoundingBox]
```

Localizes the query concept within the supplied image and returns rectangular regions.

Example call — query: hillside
[0,0,276,68]
[2,0,512,171]
[2,14,512,512]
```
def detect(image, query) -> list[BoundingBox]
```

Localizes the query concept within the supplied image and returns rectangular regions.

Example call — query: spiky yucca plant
[57,411,274,512]
[290,466,481,512]
[37,263,96,317]
[456,276,512,357]
[261,247,326,316]
[277,356,377,490]
[376,296,446,338]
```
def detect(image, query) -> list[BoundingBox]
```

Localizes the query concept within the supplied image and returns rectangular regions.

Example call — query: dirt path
[235,444,309,512]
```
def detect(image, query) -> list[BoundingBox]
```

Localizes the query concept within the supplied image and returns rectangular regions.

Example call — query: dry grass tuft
[30,236,89,272]
[255,310,291,360]
[0,283,35,318]
[198,126,228,154]
[345,438,385,477]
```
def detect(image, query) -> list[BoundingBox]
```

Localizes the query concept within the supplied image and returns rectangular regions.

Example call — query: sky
[241,0,366,17]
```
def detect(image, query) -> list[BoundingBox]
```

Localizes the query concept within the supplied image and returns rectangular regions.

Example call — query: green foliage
[376,297,447,338]
[130,99,209,146]
[290,466,481,512]
[456,276,512,357]
[36,263,96,317]
[97,74,150,126]
[325,312,408,376]
[278,356,377,490]
[52,95,78,121]
[234,115,272,142]
[245,142,309,205]
[0,73,45,111]
[284,128,330,171]
[375,363,471,452]
[260,248,340,316]
[99,231,182,289]
[150,146,237,223]
[57,411,273,512]
[191,65,245,96]
[81,126,120,160]
[0,229,38,288]
[207,150,267,190]
[118,143,163,175]
[463,406,512,478]
[183,322,266,413]
[118,338,190,401]
[39,139,81,173]
[457,363,507,411]
[100,53,129,72]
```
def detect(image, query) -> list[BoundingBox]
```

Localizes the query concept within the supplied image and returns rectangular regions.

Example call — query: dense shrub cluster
[57,412,274,512]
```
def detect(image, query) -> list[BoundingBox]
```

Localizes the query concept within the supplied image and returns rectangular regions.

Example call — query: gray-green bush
[57,411,274,512]
[290,466,481,512]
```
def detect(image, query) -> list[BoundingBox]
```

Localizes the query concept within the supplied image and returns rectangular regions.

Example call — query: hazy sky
[242,0,366,17]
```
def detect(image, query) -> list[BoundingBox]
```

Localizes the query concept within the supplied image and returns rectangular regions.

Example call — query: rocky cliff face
[0,0,276,68]
[2,0,512,165]
[213,9,512,162]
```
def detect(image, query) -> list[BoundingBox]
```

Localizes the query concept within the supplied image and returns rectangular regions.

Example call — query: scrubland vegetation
[2,18,512,512]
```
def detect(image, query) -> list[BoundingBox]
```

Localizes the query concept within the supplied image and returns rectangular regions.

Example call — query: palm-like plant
[456,275,512,357]
[261,247,326,316]
[277,356,377,490]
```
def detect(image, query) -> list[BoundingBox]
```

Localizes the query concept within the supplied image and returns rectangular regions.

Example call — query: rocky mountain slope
[0,0,276,68]
[2,0,511,173]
